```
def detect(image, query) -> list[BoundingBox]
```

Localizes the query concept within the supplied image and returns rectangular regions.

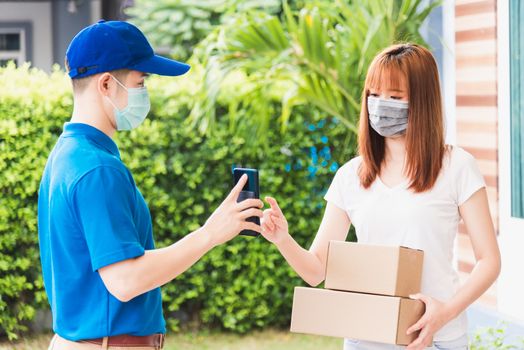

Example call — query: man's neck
[70,95,116,138]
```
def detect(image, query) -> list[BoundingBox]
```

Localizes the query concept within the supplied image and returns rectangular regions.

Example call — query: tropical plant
[127,0,283,61]
[188,0,441,138]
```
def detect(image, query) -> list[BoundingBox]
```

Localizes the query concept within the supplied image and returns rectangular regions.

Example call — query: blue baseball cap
[65,20,190,79]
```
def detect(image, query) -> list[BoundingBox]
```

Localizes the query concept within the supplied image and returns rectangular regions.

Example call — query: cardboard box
[325,241,424,297]
[290,287,425,345]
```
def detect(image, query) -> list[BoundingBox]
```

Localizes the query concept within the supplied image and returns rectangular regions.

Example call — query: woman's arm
[406,188,501,350]
[261,197,351,286]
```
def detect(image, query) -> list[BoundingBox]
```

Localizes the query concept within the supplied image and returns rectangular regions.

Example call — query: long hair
[358,43,445,193]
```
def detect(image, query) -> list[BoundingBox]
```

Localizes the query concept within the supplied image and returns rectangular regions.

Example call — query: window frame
[0,27,26,66]
[495,0,524,322]
[509,0,524,219]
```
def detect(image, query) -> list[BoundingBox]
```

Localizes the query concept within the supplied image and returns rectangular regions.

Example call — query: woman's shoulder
[338,155,363,174]
[334,156,363,184]
[446,145,476,165]
[443,145,479,175]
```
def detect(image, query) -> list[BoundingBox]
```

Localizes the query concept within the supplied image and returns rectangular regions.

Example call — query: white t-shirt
[324,146,486,342]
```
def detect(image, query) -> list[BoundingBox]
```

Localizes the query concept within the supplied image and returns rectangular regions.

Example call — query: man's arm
[99,226,210,302]
[98,174,263,302]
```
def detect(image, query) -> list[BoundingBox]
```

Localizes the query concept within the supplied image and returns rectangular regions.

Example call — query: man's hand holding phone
[203,174,263,247]
[232,168,261,236]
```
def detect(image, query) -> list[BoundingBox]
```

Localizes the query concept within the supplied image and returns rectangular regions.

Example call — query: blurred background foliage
[1,0,438,341]
[127,0,302,61]
[129,0,438,139]
[0,62,349,340]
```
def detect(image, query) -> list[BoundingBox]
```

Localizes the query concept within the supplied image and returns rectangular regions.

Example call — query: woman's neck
[384,135,407,165]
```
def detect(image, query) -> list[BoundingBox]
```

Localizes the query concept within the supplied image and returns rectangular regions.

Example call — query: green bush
[0,65,72,339]
[0,63,354,340]
[470,323,524,350]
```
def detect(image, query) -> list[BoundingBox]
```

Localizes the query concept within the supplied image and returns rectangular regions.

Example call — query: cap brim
[131,54,190,76]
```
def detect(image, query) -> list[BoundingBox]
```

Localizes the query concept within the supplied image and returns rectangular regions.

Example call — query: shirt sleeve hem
[457,182,486,206]
[92,245,145,271]
[323,194,346,211]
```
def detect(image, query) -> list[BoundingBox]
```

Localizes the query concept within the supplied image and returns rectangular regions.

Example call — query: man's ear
[97,73,113,96]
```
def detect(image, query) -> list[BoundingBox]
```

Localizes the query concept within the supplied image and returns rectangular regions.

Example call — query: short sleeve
[324,167,347,211]
[71,166,145,271]
[456,151,486,206]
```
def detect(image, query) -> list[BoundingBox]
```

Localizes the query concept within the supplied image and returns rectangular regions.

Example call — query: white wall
[90,0,102,23]
[442,0,456,145]
[0,2,53,71]
[496,0,524,322]
[419,0,456,145]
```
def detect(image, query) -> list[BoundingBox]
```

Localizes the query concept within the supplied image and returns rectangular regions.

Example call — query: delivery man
[38,20,263,350]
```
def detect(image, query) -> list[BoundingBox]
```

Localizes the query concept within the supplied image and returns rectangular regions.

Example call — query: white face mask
[367,96,409,137]
[105,75,151,131]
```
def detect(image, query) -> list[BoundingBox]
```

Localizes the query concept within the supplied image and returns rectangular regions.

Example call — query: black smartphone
[232,168,260,237]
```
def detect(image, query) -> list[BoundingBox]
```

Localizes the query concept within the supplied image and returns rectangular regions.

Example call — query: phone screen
[232,168,260,237]
[233,168,259,196]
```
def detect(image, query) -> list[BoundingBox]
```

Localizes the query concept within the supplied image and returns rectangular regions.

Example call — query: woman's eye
[390,96,402,100]
[370,93,379,97]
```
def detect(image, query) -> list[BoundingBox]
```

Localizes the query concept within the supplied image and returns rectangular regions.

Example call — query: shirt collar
[62,122,120,158]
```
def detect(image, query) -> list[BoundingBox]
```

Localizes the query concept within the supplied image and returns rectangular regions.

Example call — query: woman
[260,43,501,350]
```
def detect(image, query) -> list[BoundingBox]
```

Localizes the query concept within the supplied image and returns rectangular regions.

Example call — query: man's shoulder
[47,135,128,189]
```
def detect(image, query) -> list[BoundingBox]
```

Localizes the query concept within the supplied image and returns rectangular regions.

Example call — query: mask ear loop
[109,74,129,92]
[104,92,121,114]
[102,74,127,129]
[104,74,128,111]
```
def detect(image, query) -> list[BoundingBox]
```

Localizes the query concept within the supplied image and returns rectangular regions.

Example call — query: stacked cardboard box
[290,241,426,345]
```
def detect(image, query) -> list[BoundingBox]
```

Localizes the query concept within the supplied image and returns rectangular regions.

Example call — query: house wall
[51,0,96,68]
[0,2,52,71]
[0,1,102,71]
[454,0,499,307]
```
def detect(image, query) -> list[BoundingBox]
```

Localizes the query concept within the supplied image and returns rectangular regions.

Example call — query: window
[510,0,524,218]
[0,28,25,67]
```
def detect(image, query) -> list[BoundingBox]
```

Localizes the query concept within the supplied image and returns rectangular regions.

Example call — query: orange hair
[358,43,445,193]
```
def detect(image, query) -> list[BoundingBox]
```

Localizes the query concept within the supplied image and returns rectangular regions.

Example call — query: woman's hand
[405,293,455,350]
[260,196,289,246]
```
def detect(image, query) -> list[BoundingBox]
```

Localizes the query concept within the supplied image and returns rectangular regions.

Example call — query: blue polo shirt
[38,122,165,340]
